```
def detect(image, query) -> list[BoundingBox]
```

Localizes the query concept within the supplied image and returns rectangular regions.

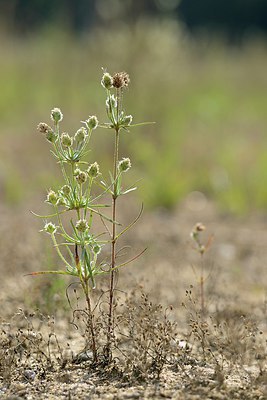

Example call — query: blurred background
[1,0,267,214]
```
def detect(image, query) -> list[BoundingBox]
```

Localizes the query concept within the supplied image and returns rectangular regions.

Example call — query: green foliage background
[1,22,267,214]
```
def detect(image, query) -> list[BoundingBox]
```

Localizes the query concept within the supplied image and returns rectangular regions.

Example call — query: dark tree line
[1,0,267,38]
[179,0,267,39]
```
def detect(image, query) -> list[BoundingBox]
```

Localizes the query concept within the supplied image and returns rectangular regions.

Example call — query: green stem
[51,233,72,269]
[84,178,93,219]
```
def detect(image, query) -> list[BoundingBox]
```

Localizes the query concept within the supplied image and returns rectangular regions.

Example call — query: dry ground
[0,196,266,399]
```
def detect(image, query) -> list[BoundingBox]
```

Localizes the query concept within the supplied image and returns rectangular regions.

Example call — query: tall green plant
[30,71,149,363]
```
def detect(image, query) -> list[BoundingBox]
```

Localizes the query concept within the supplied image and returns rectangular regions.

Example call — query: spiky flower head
[37,123,57,143]
[118,157,131,173]
[112,71,130,89]
[37,122,52,134]
[51,107,63,123]
[46,131,57,143]
[61,132,73,147]
[75,170,87,185]
[106,94,117,109]
[61,185,71,196]
[74,127,87,144]
[101,72,113,90]
[76,219,88,232]
[86,116,98,130]
[122,115,133,126]
[44,222,57,234]
[87,162,100,178]
[46,190,58,205]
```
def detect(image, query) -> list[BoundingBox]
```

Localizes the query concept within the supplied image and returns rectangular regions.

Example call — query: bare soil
[0,197,266,399]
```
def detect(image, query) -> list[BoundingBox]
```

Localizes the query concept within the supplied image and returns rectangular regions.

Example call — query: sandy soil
[0,197,266,399]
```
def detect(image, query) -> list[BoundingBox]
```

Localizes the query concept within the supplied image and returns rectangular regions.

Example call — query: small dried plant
[190,222,213,316]
[30,71,150,363]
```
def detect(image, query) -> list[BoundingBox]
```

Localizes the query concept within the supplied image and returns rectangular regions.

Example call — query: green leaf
[26,270,78,277]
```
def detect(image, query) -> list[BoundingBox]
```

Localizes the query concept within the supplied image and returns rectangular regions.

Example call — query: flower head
[86,116,98,130]
[61,132,73,147]
[75,170,87,185]
[87,162,100,178]
[37,123,57,142]
[61,185,71,196]
[101,72,113,90]
[51,107,63,123]
[74,127,87,144]
[112,72,130,89]
[118,157,131,173]
[46,190,58,205]
[44,222,57,234]
[37,122,52,134]
[76,219,88,232]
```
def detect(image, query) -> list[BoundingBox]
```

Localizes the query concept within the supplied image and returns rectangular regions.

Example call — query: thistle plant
[31,71,150,363]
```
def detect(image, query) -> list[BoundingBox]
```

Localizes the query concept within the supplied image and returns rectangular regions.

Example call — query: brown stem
[200,275,204,316]
[76,244,98,362]
[200,256,205,317]
[106,125,120,360]
[84,287,98,363]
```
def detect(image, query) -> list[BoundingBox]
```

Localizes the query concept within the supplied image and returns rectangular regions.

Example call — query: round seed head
[87,162,100,178]
[76,171,87,185]
[46,190,58,205]
[118,157,131,173]
[44,222,57,234]
[101,72,113,90]
[37,122,52,134]
[86,116,98,130]
[37,123,57,142]
[74,127,87,143]
[61,185,71,196]
[51,107,63,123]
[61,132,73,147]
[46,130,57,143]
[76,219,88,232]
[112,72,130,88]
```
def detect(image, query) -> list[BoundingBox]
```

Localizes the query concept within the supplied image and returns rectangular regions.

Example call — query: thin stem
[84,178,93,219]
[200,255,205,317]
[84,287,98,362]
[75,244,97,362]
[106,122,120,360]
[51,233,72,269]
